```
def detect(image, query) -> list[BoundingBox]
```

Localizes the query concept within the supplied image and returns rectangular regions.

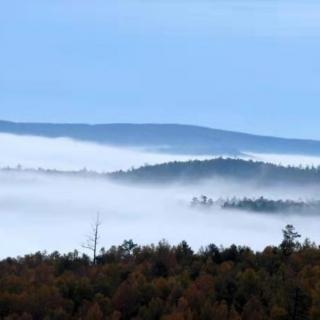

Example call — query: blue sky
[1,0,320,139]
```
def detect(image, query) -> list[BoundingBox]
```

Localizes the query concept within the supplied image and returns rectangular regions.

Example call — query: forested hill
[109,158,320,185]
[2,120,320,155]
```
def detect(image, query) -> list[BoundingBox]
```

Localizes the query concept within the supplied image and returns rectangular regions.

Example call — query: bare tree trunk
[82,213,102,265]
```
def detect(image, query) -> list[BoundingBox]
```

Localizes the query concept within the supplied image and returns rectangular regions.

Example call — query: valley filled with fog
[1,134,320,258]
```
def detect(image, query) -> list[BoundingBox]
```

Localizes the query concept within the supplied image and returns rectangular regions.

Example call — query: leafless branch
[82,213,102,264]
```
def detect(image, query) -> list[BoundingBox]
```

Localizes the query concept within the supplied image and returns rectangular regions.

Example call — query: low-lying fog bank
[0,134,212,172]
[0,170,320,258]
[1,133,320,258]
[2,134,320,173]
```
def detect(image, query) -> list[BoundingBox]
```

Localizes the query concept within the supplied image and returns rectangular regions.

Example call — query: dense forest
[191,196,320,214]
[0,226,320,319]
[109,158,320,185]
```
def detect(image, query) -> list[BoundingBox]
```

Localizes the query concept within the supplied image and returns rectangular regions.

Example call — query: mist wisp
[1,169,320,258]
[1,133,320,258]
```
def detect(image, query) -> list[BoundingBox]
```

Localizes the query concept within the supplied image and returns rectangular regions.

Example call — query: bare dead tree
[82,213,102,265]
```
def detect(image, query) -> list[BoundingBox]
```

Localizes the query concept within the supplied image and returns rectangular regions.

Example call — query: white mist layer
[2,133,320,174]
[1,133,320,257]
[0,134,211,172]
[0,171,319,258]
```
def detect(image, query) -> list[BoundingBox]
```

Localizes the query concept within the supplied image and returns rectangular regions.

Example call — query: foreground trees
[0,230,319,319]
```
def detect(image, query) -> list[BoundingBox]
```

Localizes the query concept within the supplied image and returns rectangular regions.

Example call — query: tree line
[110,158,320,185]
[191,196,320,214]
[0,226,319,319]
[4,158,320,187]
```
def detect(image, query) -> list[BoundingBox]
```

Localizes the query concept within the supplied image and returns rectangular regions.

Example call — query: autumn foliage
[0,229,319,319]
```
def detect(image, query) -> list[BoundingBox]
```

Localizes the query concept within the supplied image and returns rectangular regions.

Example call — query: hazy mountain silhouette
[1,120,320,156]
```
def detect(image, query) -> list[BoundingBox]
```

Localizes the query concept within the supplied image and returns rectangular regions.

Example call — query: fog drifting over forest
[2,134,320,172]
[1,133,320,258]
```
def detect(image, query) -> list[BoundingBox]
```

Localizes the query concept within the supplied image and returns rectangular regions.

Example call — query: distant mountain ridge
[1,120,320,156]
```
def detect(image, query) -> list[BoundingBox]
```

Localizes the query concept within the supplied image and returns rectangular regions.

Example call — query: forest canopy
[0,226,319,320]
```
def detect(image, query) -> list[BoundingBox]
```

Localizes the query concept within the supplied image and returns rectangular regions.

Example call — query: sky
[1,0,320,139]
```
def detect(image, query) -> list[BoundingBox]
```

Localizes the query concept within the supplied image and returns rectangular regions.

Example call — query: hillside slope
[109,158,320,185]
